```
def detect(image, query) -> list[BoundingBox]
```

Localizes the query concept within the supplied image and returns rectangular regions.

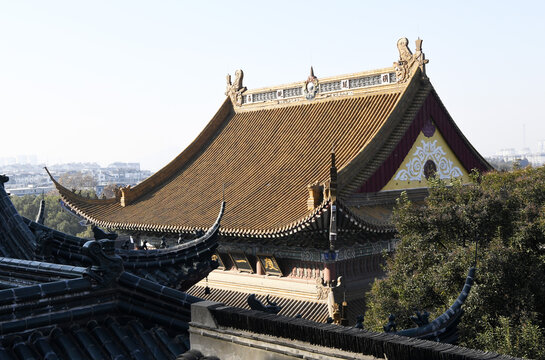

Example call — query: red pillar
[324,262,336,283]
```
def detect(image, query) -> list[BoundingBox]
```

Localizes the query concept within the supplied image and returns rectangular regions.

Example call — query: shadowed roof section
[48,73,413,235]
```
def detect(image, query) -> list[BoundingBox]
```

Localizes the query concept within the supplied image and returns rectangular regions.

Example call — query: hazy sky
[1,1,544,171]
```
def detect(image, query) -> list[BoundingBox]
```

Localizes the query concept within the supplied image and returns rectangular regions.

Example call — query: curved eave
[46,72,413,237]
[336,199,395,234]
[56,186,394,239]
[116,201,225,262]
[47,97,233,209]
[394,267,476,339]
[45,167,117,206]
[22,201,225,275]
[121,98,234,204]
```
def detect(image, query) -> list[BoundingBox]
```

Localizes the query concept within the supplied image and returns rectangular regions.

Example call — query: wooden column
[324,262,336,283]
[256,259,264,275]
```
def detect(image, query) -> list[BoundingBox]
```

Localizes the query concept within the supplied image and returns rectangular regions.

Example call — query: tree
[364,168,545,359]
[58,172,97,190]
[10,193,93,239]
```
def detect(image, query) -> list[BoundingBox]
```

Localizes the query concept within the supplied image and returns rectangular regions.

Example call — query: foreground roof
[0,175,223,291]
[0,175,223,359]
[50,38,490,240]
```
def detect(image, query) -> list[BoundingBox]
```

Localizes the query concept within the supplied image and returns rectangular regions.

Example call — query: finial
[304,67,319,100]
[225,69,246,106]
[394,37,429,83]
[415,37,423,52]
[414,38,429,77]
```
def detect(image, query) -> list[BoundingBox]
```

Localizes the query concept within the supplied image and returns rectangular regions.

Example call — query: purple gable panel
[357,92,489,193]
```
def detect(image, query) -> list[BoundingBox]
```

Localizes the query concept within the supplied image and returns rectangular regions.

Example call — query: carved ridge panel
[394,139,463,181]
[381,124,471,191]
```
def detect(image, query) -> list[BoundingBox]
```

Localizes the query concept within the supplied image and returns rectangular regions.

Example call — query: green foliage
[473,316,545,359]
[10,193,93,239]
[364,167,545,359]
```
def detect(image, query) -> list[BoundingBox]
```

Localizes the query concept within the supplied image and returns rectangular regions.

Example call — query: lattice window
[349,75,381,88]
[389,72,396,83]
[319,81,341,93]
[252,91,277,102]
[283,87,302,98]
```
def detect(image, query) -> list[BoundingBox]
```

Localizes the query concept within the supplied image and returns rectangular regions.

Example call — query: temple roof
[0,175,223,290]
[0,176,215,359]
[49,38,490,240]
[0,256,199,359]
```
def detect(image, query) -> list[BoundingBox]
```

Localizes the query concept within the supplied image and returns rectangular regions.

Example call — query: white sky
[1,1,544,172]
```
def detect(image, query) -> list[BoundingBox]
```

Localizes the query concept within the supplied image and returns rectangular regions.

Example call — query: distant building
[7,185,54,196]
[1,162,152,196]
[489,146,545,167]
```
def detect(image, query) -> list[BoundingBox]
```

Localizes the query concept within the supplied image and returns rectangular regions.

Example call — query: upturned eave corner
[44,166,117,206]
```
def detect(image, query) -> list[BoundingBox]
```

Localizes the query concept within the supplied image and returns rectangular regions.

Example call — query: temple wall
[189,301,378,360]
[188,300,500,360]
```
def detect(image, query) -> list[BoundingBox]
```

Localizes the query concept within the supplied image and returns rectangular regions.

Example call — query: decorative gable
[381,120,471,191]
[355,91,490,194]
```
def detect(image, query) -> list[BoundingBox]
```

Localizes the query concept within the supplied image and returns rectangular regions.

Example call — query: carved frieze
[315,278,331,300]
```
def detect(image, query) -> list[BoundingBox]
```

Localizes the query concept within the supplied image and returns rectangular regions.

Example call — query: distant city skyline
[1,1,544,172]
[0,155,146,169]
[3,136,545,170]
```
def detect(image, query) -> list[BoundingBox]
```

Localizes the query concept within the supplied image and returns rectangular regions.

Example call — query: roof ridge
[230,37,430,111]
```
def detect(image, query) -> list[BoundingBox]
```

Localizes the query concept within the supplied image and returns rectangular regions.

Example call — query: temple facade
[49,38,491,324]
[0,174,505,359]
